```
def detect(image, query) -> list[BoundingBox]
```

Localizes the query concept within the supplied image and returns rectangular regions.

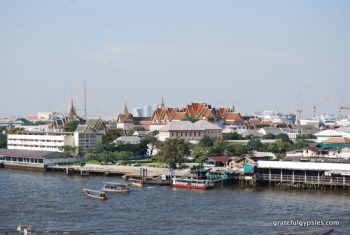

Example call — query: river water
[0,169,349,235]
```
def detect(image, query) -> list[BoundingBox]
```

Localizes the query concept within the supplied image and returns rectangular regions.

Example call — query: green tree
[231,143,248,156]
[155,138,190,169]
[267,139,292,157]
[59,145,77,155]
[199,136,214,147]
[224,132,244,140]
[297,134,317,140]
[246,139,264,152]
[138,136,157,156]
[181,116,199,123]
[209,140,229,156]
[127,126,145,136]
[276,133,293,144]
[0,132,6,148]
[191,143,210,159]
[292,139,311,150]
[63,120,80,132]
[102,130,121,145]
[262,133,276,139]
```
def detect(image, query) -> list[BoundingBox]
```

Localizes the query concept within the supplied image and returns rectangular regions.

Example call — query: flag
[17,224,21,232]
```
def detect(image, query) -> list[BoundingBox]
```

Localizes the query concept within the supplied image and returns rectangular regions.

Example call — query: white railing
[260,174,350,185]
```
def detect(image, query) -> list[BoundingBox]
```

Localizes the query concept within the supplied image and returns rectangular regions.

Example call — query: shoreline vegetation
[77,133,315,170]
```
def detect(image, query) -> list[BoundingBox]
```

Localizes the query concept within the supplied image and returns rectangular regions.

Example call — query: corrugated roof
[194,120,222,130]
[0,149,72,159]
[258,160,350,171]
[159,121,203,131]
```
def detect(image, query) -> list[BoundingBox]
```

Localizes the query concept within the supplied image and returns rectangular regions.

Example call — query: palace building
[150,99,244,131]
[115,99,244,131]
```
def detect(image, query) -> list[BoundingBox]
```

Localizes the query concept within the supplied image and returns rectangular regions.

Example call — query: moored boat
[171,178,214,190]
[128,178,144,187]
[82,188,107,200]
[102,182,130,193]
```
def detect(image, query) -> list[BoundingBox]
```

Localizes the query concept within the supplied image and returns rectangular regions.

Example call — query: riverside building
[158,120,222,141]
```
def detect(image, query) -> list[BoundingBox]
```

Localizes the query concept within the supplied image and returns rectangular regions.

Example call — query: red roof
[225,120,246,125]
[172,112,187,120]
[225,113,241,120]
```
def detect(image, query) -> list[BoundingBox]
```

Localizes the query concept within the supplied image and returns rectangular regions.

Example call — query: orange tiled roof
[172,112,187,120]
[323,137,350,143]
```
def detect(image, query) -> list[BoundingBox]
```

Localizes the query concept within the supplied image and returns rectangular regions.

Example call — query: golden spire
[160,97,165,109]
[67,99,78,121]
[123,102,129,115]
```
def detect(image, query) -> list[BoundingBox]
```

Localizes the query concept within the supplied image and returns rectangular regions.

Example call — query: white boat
[82,188,107,200]
[128,178,144,187]
[171,178,214,190]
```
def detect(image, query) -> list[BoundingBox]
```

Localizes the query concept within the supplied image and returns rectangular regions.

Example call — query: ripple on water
[0,169,349,235]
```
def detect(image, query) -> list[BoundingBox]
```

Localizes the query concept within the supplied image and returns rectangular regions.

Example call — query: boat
[82,188,107,200]
[102,182,130,193]
[171,178,214,190]
[128,178,144,187]
[280,227,334,235]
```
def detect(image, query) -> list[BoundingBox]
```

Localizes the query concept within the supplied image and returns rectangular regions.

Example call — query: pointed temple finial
[67,99,78,121]
[123,102,129,115]
[160,97,165,108]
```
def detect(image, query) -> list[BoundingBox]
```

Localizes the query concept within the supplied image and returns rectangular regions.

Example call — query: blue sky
[1,0,349,118]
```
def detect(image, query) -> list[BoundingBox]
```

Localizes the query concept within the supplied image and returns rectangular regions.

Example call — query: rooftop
[159,120,222,131]
[322,137,350,144]
[0,149,72,159]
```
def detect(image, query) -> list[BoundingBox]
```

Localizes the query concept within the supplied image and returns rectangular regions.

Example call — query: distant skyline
[1,0,350,118]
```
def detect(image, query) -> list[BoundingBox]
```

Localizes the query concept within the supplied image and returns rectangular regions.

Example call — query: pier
[259,173,350,189]
[257,160,350,190]
[46,164,190,178]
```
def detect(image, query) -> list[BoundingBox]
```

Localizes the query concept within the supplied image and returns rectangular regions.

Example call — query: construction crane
[312,97,329,119]
[295,87,309,123]
[338,105,350,112]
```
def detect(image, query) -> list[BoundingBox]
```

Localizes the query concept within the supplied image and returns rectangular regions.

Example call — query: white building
[260,110,296,124]
[7,132,75,152]
[8,128,102,152]
[314,127,350,143]
[158,120,222,141]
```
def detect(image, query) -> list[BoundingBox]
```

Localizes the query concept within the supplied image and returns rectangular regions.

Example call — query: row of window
[170,131,221,137]
[170,131,204,137]
[8,144,59,149]
[0,156,44,164]
[8,139,64,143]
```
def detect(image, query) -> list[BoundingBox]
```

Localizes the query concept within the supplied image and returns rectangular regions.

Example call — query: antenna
[84,80,87,120]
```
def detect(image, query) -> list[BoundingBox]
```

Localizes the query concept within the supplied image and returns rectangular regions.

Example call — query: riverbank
[46,164,191,177]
